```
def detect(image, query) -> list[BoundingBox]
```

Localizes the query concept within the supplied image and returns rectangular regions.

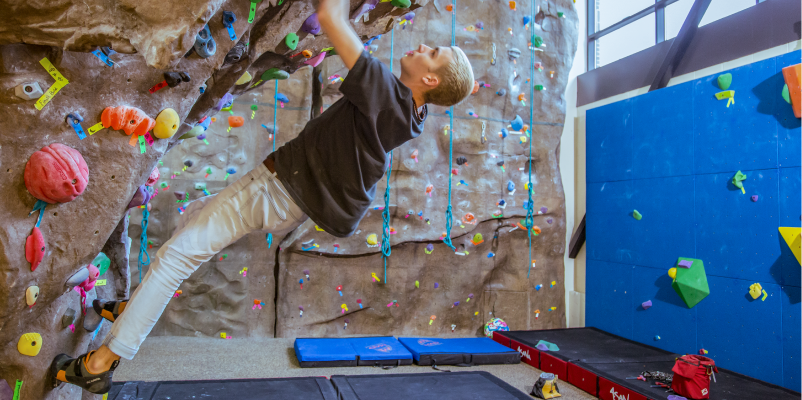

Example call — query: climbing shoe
[92,299,127,322]
[50,351,119,394]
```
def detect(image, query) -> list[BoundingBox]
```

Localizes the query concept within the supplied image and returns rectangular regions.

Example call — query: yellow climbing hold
[749,283,763,300]
[779,227,801,265]
[153,108,179,139]
[315,225,325,231]
[17,333,42,357]
[236,71,253,85]
[366,233,378,246]
[668,267,677,280]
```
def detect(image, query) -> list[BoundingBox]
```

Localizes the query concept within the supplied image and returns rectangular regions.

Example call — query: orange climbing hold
[462,213,476,225]
[101,106,155,137]
[782,63,801,118]
[446,4,453,11]
[471,80,480,94]
[228,116,245,127]
[509,1,516,10]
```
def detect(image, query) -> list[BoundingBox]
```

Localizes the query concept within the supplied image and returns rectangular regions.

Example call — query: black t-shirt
[269,51,427,237]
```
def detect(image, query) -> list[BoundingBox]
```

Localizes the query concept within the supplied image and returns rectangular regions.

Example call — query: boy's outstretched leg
[51,163,306,393]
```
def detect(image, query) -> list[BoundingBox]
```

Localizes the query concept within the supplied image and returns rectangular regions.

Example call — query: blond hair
[424,46,474,107]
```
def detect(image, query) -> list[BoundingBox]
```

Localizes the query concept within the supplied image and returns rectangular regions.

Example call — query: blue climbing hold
[511,115,524,131]
[226,167,237,174]
[276,93,289,103]
[500,128,508,139]
[523,16,531,26]
[507,181,515,192]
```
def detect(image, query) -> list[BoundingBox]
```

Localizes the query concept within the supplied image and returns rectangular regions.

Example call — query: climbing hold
[472,80,480,94]
[261,68,289,81]
[499,128,509,139]
[301,49,314,58]
[153,108,179,139]
[782,84,791,104]
[782,63,801,118]
[415,280,420,288]
[508,1,516,10]
[654,335,661,341]
[749,283,763,300]
[17,333,42,357]
[487,252,495,257]
[235,71,253,85]
[779,227,801,265]
[302,13,321,35]
[429,315,436,325]
[535,84,544,91]
[507,181,515,193]
[299,306,304,317]
[445,4,453,11]
[434,282,439,289]
[532,34,543,48]
[462,213,476,225]
[717,73,732,90]
[228,116,245,128]
[510,115,524,131]
[357,299,363,308]
[632,210,642,220]
[391,0,410,7]
[285,32,299,50]
[15,82,43,100]
[425,184,434,197]
[671,258,710,308]
[194,25,216,58]
[456,156,467,165]
[25,143,89,204]
[715,90,735,107]
[101,105,156,136]
[751,195,759,202]
[641,300,652,310]
[304,52,327,67]
[535,284,542,291]
[523,15,531,27]
[336,285,343,296]
[163,71,191,88]
[61,308,76,329]
[127,185,151,209]
[471,233,484,245]
[222,11,237,41]
[366,233,378,246]
[425,243,433,254]
[276,93,290,104]
[507,48,521,62]
[497,89,506,96]
[26,227,45,271]
[452,301,460,307]
[731,170,747,194]
[25,286,39,307]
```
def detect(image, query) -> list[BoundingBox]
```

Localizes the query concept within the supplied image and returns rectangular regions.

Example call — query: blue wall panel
[585,260,634,340]
[631,176,696,269]
[779,167,801,287]
[695,169,783,283]
[776,51,801,168]
[586,99,633,183]
[697,276,784,386]
[693,58,778,175]
[781,286,801,391]
[586,180,637,264]
[586,51,800,390]
[632,266,697,355]
[632,82,695,180]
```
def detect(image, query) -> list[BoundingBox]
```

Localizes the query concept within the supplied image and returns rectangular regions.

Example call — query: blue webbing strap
[525,0,536,278]
[442,0,457,251]
[381,27,395,283]
[267,80,279,248]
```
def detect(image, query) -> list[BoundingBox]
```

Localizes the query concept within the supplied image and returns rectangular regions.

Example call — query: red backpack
[671,354,718,399]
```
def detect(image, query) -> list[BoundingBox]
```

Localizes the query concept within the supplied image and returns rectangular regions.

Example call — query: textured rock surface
[146,0,580,339]
[0,1,423,398]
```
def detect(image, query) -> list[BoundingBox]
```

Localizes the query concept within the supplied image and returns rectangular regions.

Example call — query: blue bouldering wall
[585,50,801,391]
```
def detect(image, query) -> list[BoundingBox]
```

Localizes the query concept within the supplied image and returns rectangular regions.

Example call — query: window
[589,0,764,70]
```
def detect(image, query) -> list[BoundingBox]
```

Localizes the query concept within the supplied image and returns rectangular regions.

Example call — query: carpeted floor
[114,336,596,399]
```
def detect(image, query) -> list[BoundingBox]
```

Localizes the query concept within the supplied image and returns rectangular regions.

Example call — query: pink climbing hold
[146,166,160,186]
[642,300,652,310]
[304,52,327,67]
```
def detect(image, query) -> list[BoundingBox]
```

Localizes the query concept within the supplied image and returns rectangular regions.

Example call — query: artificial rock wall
[145,0,579,340]
[0,1,424,398]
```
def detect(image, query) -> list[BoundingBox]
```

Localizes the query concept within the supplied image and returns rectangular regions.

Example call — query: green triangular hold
[717,73,732,90]
[782,84,791,104]
[261,68,289,81]
[732,170,746,193]
[672,257,710,309]
[92,252,111,276]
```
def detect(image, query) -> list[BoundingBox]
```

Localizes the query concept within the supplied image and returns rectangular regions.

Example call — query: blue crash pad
[294,337,412,367]
[397,337,520,366]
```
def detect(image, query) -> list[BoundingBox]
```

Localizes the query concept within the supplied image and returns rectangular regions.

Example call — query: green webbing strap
[381,26,395,283]
[525,0,536,278]
[442,0,457,251]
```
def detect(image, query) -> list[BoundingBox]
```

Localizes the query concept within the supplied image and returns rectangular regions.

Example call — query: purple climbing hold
[350,0,379,20]
[468,293,474,299]
[751,195,758,202]
[213,93,234,113]
[536,343,550,351]
[546,218,553,224]
[642,300,652,310]
[404,12,415,21]
[302,13,321,35]
[475,21,484,30]
[678,260,693,269]
[667,396,688,400]
[426,243,434,252]
[434,282,439,289]
[173,191,186,200]
[197,134,206,140]
[127,185,151,209]
[453,301,459,307]
[540,207,548,214]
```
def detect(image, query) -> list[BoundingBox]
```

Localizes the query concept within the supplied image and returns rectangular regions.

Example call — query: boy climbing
[52,0,475,394]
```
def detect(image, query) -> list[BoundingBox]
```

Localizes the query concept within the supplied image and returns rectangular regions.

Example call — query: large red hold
[24,143,89,204]
[25,227,45,271]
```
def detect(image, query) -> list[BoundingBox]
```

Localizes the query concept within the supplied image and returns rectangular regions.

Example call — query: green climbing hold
[532,34,543,48]
[261,68,289,81]
[632,210,642,220]
[732,170,747,194]
[179,125,204,140]
[535,84,544,91]
[92,252,111,276]
[391,0,411,7]
[782,84,791,104]
[670,257,710,309]
[251,104,258,111]
[557,11,564,18]
[285,32,299,50]
[717,73,732,90]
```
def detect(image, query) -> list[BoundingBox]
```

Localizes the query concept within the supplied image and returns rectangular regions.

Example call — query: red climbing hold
[24,143,89,204]
[26,227,45,271]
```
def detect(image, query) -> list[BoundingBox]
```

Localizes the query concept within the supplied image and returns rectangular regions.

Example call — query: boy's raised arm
[316,0,365,70]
